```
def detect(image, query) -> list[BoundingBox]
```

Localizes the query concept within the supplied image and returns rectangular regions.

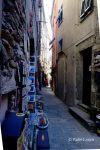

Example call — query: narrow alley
[1,0,100,149]
[42,87,100,150]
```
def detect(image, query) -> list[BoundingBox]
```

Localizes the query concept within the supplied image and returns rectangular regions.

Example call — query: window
[81,0,85,17]
[80,0,93,19]
[57,5,63,27]
[85,0,93,12]
[59,38,63,51]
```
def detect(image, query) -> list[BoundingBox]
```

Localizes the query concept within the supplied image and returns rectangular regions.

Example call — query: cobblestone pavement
[41,87,100,150]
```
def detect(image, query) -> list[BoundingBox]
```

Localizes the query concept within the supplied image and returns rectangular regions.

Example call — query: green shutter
[85,0,93,12]
[81,0,85,16]
[80,0,93,18]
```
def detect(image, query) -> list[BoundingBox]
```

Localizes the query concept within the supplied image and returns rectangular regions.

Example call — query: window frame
[58,38,63,51]
[80,0,93,19]
[85,0,92,12]
[57,5,63,27]
[81,0,85,18]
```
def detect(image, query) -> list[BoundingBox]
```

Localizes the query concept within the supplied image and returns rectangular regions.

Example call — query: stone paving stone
[41,87,100,150]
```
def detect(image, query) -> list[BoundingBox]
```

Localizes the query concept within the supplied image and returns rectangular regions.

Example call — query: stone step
[77,103,90,113]
[69,107,96,132]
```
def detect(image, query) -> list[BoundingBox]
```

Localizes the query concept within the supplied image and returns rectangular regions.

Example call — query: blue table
[1,111,25,150]
[2,111,25,138]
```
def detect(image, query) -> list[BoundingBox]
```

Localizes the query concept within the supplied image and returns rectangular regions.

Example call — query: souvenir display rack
[23,55,49,149]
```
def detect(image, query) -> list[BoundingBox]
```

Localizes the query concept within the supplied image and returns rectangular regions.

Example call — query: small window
[80,0,93,19]
[85,0,92,12]
[81,0,85,17]
[59,38,63,50]
[57,6,63,27]
[60,10,63,22]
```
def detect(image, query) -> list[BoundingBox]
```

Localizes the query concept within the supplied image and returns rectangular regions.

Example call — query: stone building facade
[51,0,100,109]
[0,0,42,123]
[51,0,58,93]
[0,0,27,122]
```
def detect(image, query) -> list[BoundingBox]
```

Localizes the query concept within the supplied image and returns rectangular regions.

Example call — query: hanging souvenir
[1,29,15,47]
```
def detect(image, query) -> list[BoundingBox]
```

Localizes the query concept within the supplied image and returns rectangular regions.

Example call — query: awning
[1,111,25,139]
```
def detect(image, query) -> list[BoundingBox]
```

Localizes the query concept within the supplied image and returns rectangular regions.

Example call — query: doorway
[57,53,66,101]
[82,47,92,106]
